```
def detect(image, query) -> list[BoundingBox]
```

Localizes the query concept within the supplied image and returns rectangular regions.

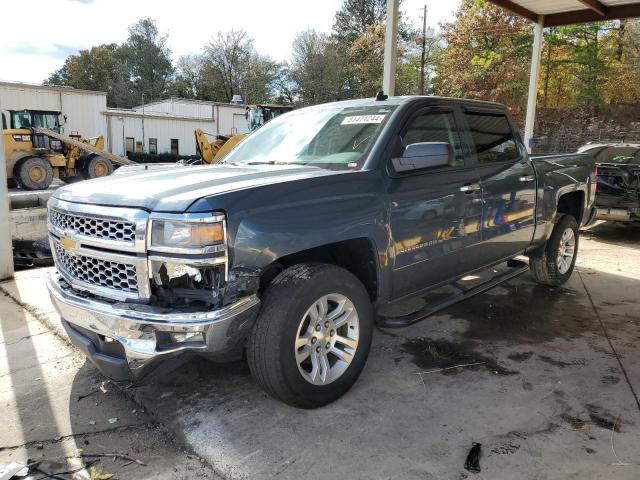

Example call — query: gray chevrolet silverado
[47,96,597,408]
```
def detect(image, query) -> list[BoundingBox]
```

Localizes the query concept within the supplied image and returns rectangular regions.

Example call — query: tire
[15,156,54,191]
[529,214,579,286]
[247,263,373,409]
[83,155,113,179]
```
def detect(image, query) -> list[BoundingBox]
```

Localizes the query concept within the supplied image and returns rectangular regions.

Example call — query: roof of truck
[303,95,506,110]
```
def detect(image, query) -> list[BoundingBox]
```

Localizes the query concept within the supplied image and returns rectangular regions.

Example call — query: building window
[171,139,179,155]
[135,141,143,153]
[125,137,135,154]
[149,138,157,154]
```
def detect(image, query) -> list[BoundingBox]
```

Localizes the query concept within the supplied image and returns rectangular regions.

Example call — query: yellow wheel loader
[3,109,132,190]
[195,104,293,164]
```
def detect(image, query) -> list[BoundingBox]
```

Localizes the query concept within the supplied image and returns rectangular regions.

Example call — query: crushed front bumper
[47,272,260,382]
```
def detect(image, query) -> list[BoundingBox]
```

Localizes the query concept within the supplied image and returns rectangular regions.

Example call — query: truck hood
[53,164,336,211]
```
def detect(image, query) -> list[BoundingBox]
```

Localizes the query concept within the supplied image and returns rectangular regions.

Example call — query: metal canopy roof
[488,0,640,26]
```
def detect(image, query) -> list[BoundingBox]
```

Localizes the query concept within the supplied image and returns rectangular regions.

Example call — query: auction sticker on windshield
[341,115,386,125]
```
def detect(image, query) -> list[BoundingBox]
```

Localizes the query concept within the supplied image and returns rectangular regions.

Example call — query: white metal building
[105,98,250,157]
[0,81,108,140]
[133,98,249,136]
[0,82,250,157]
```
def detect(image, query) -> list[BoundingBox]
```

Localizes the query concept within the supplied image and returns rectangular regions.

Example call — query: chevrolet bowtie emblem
[60,235,77,252]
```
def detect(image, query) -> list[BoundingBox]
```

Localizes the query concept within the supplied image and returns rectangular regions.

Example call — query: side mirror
[392,142,453,173]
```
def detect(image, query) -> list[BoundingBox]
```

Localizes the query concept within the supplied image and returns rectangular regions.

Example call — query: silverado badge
[60,235,77,252]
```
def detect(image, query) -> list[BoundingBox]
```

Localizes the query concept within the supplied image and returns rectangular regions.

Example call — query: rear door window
[464,112,520,164]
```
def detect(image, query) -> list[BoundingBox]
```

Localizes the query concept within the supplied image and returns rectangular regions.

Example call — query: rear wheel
[247,263,373,408]
[15,156,54,191]
[529,214,579,286]
[83,155,113,179]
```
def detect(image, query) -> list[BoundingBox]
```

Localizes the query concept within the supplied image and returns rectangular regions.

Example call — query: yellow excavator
[3,109,132,190]
[195,104,293,164]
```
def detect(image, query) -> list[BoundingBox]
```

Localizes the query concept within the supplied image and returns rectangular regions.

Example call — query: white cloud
[0,0,458,84]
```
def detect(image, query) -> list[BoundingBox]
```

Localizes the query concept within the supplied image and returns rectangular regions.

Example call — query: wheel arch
[556,189,585,224]
[258,237,380,302]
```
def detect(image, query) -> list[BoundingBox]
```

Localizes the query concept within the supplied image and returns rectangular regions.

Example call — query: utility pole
[420,4,428,95]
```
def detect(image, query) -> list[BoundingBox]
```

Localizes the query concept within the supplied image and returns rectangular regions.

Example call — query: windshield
[223,104,397,171]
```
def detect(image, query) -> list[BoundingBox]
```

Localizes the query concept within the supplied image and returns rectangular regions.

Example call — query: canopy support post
[383,0,400,96]
[524,16,544,153]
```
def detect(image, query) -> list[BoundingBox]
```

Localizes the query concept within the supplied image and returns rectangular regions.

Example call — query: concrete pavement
[1,222,639,479]
[0,272,220,478]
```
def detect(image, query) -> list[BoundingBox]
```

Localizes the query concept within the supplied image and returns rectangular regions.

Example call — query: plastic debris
[0,462,27,480]
[464,442,482,473]
[107,417,118,424]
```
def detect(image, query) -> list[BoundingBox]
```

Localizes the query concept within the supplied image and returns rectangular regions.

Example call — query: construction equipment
[195,104,293,164]
[3,109,132,190]
[195,131,245,164]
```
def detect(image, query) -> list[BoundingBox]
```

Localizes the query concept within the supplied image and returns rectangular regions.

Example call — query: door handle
[519,175,535,183]
[460,183,480,193]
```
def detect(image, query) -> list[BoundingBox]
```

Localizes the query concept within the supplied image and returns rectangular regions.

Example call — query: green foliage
[287,30,348,106]
[434,1,640,113]
[433,0,533,115]
[118,18,174,104]
[333,0,387,45]
[46,19,172,108]
[45,44,136,108]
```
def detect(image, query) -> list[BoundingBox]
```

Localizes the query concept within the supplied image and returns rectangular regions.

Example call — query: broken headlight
[148,213,225,254]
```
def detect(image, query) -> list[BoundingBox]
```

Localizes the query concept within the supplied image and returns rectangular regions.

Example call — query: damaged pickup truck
[577,143,640,223]
[47,96,597,408]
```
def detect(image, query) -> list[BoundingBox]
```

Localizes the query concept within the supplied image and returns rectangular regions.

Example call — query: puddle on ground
[400,337,517,376]
[445,281,596,344]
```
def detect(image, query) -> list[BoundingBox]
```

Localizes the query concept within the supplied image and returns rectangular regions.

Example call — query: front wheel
[529,214,579,286]
[247,263,373,408]
[15,156,54,191]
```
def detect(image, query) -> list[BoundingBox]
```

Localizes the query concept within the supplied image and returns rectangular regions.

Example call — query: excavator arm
[195,128,245,164]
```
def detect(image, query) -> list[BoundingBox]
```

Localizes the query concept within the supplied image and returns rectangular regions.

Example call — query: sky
[0,0,460,84]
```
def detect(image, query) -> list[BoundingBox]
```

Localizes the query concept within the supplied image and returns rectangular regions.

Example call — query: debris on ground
[0,462,27,480]
[107,417,118,424]
[464,442,482,473]
[80,453,146,467]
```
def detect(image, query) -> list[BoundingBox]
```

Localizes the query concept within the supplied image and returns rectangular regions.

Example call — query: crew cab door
[461,109,536,264]
[387,106,484,299]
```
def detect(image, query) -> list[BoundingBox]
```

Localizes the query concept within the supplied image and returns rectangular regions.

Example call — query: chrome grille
[53,240,138,294]
[50,208,136,243]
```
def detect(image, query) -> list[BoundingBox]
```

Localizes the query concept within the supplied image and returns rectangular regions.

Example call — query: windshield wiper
[246,160,305,166]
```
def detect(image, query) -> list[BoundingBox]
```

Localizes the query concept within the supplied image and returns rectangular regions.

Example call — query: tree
[45,44,136,108]
[118,18,174,104]
[201,30,281,104]
[603,19,640,103]
[288,30,348,106]
[170,54,208,99]
[333,0,387,45]
[433,0,533,116]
